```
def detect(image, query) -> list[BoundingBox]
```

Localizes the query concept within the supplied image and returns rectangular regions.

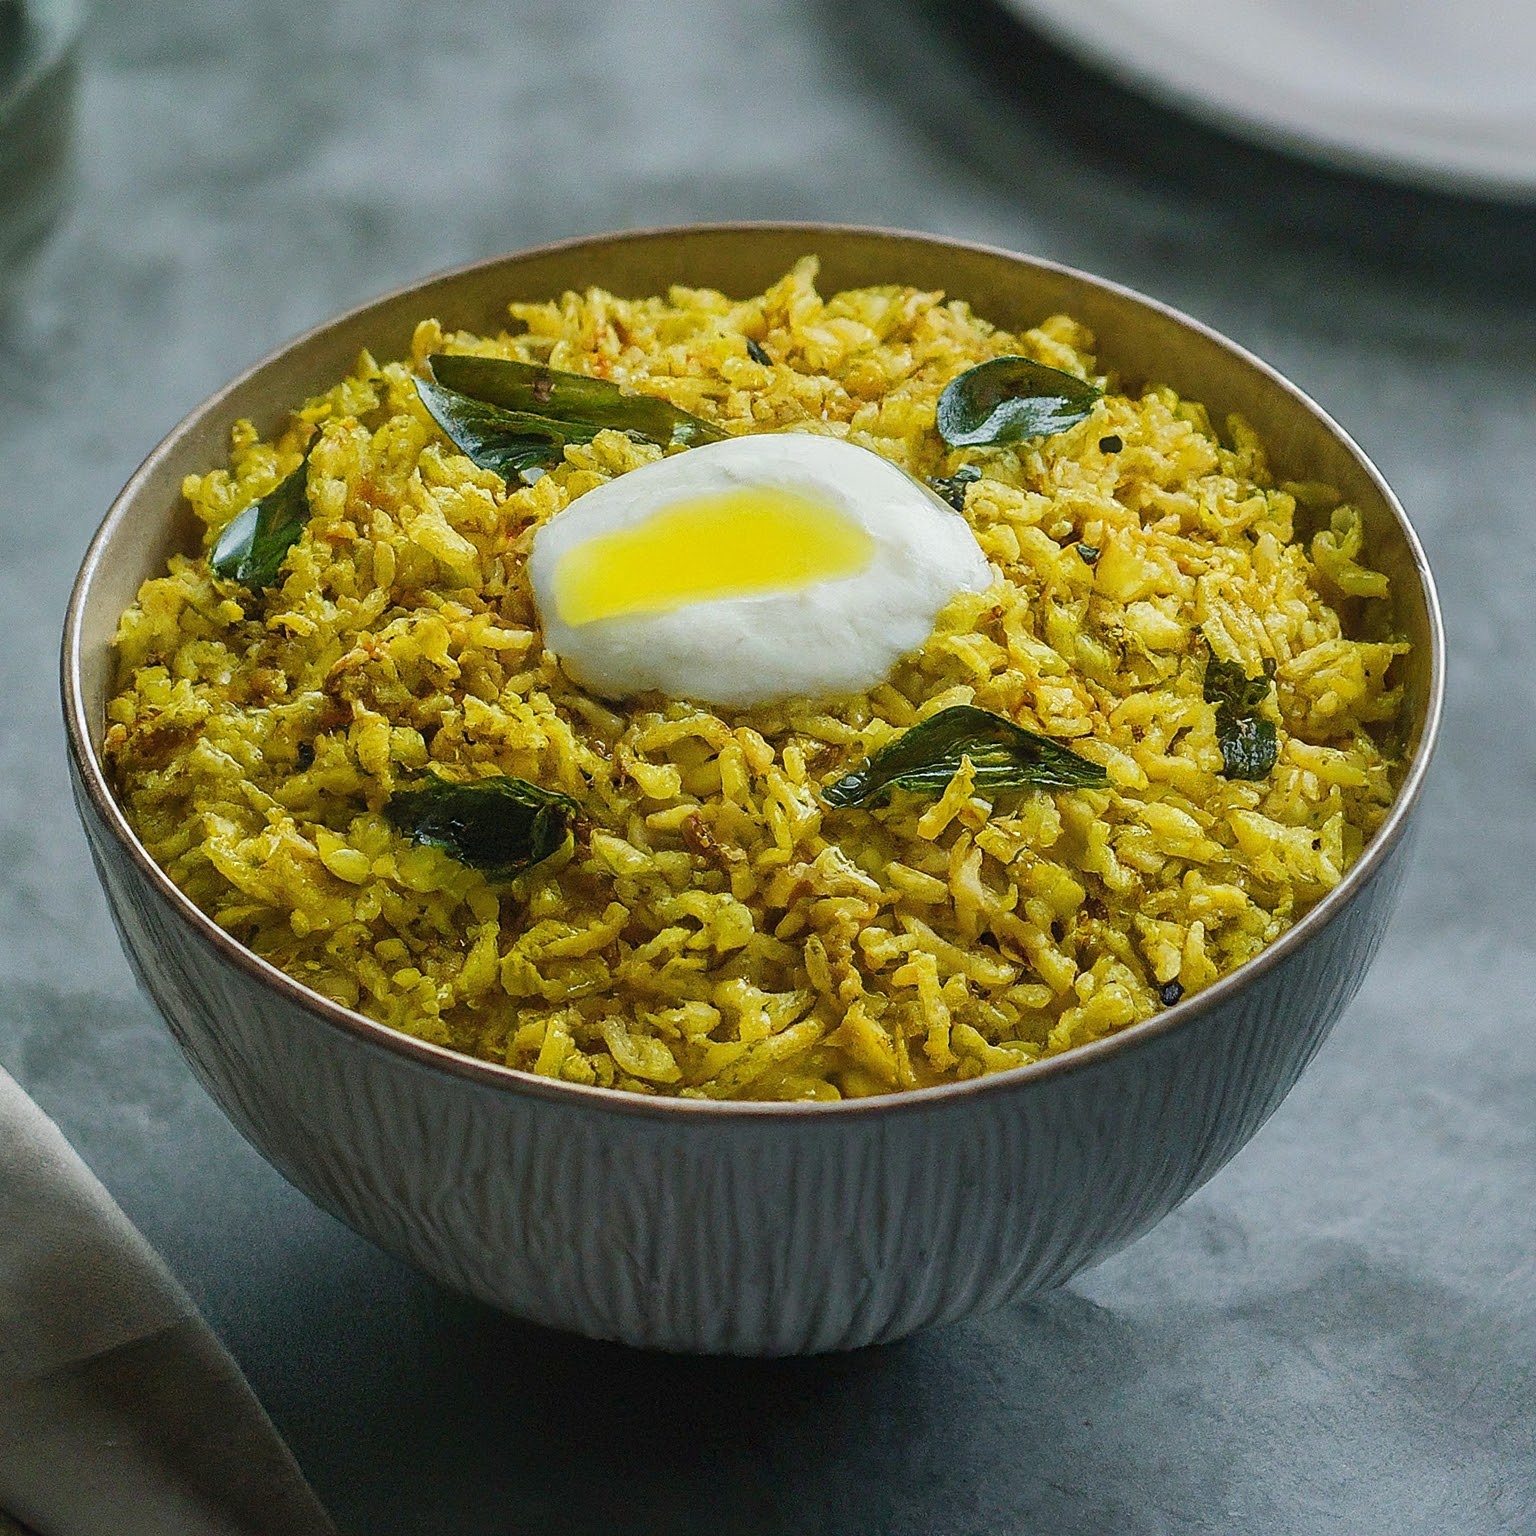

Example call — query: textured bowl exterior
[63,226,1443,1354]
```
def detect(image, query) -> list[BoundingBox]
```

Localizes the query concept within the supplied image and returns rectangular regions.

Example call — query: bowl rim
[61,220,1446,1124]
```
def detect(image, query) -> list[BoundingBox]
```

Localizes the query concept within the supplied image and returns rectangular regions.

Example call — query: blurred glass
[1,4,29,94]
[0,0,82,273]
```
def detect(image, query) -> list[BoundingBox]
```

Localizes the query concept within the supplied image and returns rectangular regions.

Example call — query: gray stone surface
[2,1,1533,1531]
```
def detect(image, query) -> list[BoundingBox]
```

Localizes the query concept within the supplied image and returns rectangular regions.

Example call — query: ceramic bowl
[62,225,1443,1355]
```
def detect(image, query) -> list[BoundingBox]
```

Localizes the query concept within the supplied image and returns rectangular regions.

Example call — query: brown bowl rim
[61,221,1446,1124]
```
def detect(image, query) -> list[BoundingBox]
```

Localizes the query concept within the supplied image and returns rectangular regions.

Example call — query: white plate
[998,0,1536,202]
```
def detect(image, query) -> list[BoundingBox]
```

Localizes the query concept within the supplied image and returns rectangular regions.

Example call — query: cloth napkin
[0,1065,337,1536]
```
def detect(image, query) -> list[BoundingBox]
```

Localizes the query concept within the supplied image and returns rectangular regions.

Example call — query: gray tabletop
[4,3,1534,1532]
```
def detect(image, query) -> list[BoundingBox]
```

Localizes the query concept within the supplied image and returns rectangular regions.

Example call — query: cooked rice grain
[105,258,1406,1100]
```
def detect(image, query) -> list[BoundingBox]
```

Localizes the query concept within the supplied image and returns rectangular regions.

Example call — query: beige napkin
[0,1066,337,1536]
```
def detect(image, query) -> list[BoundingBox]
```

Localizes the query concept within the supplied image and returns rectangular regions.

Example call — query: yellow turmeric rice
[105,259,1407,1100]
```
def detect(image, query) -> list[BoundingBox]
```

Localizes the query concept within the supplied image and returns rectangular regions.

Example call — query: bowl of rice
[63,225,1442,1354]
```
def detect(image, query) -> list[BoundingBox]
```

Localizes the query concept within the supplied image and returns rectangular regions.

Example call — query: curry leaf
[210,457,312,589]
[384,772,579,880]
[1216,714,1278,781]
[822,705,1108,809]
[926,463,982,511]
[1203,649,1276,717]
[427,354,726,448]
[415,377,581,481]
[936,357,1103,449]
[1203,644,1279,780]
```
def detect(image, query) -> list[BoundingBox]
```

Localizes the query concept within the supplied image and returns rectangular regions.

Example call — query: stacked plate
[1002,0,1536,201]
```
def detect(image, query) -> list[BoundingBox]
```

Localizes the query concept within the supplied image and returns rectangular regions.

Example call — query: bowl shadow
[266,1241,1535,1535]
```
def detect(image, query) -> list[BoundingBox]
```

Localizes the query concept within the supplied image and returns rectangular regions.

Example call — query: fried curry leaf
[822,705,1108,809]
[936,356,1103,449]
[926,463,982,511]
[428,353,726,449]
[384,772,579,881]
[1203,649,1275,717]
[1216,714,1278,781]
[209,456,312,589]
[415,377,583,481]
[1203,645,1279,781]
